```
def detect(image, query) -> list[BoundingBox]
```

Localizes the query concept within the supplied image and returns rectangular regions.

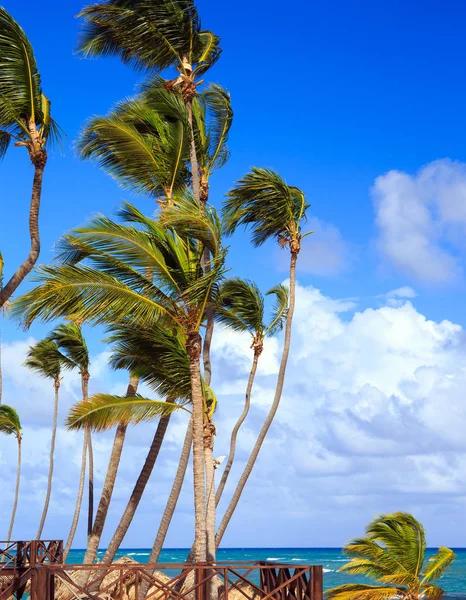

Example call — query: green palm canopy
[327,512,455,600]
[0,405,21,438]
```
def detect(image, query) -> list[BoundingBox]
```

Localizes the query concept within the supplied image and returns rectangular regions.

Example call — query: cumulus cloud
[2,284,466,547]
[373,159,466,284]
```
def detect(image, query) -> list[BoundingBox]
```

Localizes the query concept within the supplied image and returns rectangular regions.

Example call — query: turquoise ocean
[66,548,466,597]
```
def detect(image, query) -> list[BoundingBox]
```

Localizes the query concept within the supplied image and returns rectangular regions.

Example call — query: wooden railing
[0,540,63,569]
[0,544,323,600]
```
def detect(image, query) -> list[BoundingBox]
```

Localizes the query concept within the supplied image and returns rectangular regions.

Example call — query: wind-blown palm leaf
[46,323,90,372]
[325,584,401,600]
[223,168,310,247]
[421,547,456,585]
[328,513,454,600]
[0,7,59,148]
[216,278,264,335]
[78,0,220,75]
[106,322,192,401]
[0,405,21,437]
[266,284,289,335]
[194,84,233,176]
[78,94,189,199]
[24,339,70,379]
[160,192,222,256]
[66,394,187,432]
[366,513,426,576]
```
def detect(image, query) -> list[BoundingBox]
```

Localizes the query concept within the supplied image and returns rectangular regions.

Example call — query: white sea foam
[323,569,333,573]
[266,557,284,561]
[127,552,150,556]
[291,558,305,561]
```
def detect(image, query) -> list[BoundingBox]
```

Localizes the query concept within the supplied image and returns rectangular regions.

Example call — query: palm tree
[46,323,93,556]
[215,278,288,503]
[0,406,22,544]
[13,199,226,563]
[217,168,310,546]
[77,0,221,204]
[24,339,68,539]
[0,8,59,308]
[326,512,455,600]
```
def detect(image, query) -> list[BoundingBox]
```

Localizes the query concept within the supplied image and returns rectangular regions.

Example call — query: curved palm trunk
[83,376,140,566]
[187,332,207,563]
[63,429,88,561]
[138,421,192,600]
[6,436,21,544]
[81,373,94,538]
[0,150,46,308]
[36,379,60,539]
[186,102,200,205]
[216,350,260,504]
[215,252,298,547]
[102,406,171,564]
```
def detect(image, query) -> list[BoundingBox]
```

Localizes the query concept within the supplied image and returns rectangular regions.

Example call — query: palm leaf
[223,167,309,247]
[24,339,68,379]
[0,405,21,437]
[66,393,187,432]
[265,283,289,336]
[216,278,264,335]
[420,547,456,585]
[325,584,402,600]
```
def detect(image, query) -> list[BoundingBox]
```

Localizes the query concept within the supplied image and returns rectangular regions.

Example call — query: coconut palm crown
[222,167,311,254]
[327,512,455,600]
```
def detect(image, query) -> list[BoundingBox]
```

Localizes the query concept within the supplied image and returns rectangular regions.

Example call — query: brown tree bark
[215,348,261,504]
[0,149,46,308]
[215,250,298,547]
[82,376,140,566]
[102,398,172,564]
[187,331,207,563]
[6,435,21,544]
[36,379,60,539]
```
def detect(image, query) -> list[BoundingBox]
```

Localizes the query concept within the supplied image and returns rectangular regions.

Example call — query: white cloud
[372,159,466,284]
[2,284,466,547]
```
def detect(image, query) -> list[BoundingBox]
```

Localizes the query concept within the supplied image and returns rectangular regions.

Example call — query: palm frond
[421,547,456,585]
[223,167,309,247]
[24,339,67,379]
[46,322,90,372]
[0,405,21,437]
[366,512,427,577]
[265,283,289,336]
[199,83,232,173]
[325,584,401,600]
[216,277,264,335]
[66,393,187,432]
[77,0,205,72]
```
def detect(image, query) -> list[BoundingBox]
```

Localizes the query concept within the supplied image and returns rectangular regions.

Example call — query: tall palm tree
[24,339,68,539]
[46,323,93,554]
[0,252,4,405]
[217,168,310,546]
[0,8,59,308]
[327,513,455,600]
[215,279,288,503]
[77,0,221,204]
[0,405,22,544]
[13,199,226,563]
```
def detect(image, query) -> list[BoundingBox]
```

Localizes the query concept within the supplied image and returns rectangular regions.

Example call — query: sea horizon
[65,547,466,597]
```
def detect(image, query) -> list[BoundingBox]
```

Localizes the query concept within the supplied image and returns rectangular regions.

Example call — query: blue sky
[2,0,466,549]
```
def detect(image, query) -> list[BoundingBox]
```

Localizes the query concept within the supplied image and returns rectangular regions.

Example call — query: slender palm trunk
[187,332,207,562]
[186,101,200,205]
[6,436,21,544]
[36,379,60,539]
[215,251,298,547]
[82,378,139,567]
[0,150,46,308]
[138,421,193,600]
[215,349,260,505]
[102,400,172,564]
[63,429,88,561]
[81,373,93,538]
[0,331,3,406]
[204,426,216,562]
